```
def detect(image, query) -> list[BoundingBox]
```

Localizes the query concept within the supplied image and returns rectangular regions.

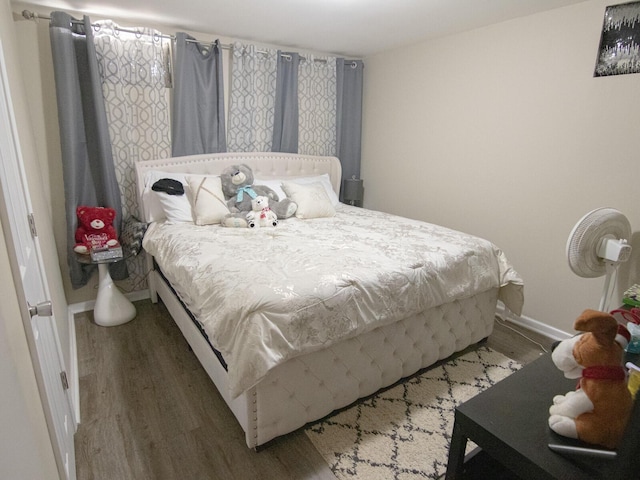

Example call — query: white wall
[0,0,62,477]
[361,0,640,334]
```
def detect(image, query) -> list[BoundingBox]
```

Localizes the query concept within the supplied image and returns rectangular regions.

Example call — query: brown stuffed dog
[548,309,633,449]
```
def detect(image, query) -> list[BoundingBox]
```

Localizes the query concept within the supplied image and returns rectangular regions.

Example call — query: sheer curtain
[93,21,172,291]
[49,11,125,288]
[298,56,337,156]
[227,43,278,152]
[172,33,226,156]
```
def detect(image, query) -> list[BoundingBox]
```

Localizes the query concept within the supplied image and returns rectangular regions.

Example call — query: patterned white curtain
[298,56,337,156]
[227,43,278,152]
[93,21,172,291]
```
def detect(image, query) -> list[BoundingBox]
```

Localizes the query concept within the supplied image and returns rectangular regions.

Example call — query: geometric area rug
[304,346,521,480]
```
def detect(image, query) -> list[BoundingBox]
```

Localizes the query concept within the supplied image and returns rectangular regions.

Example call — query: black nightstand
[445,354,632,480]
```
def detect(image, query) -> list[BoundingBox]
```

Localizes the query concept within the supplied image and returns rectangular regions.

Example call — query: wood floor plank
[487,315,554,365]
[74,299,550,479]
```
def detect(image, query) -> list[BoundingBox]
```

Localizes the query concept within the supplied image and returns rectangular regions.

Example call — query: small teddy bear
[246,196,278,228]
[548,309,633,449]
[73,206,119,254]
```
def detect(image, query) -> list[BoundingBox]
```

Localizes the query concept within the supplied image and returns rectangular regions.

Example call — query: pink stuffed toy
[73,206,119,254]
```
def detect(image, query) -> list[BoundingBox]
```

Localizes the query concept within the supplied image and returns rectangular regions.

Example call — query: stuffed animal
[246,196,278,228]
[548,309,633,449]
[73,206,119,254]
[220,164,297,219]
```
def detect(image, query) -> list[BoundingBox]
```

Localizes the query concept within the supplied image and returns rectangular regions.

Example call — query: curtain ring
[350,61,357,69]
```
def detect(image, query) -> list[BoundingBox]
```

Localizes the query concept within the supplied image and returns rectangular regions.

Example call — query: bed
[135,151,524,449]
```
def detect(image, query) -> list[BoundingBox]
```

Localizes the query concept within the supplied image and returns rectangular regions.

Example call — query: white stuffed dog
[246,196,278,228]
[548,309,633,449]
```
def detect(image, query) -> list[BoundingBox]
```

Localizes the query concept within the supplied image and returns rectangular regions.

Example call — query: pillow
[185,174,229,225]
[289,174,339,206]
[255,174,339,206]
[253,178,287,201]
[120,216,148,256]
[142,170,193,223]
[281,181,336,219]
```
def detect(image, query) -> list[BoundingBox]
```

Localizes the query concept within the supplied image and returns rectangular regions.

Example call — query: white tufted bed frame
[135,152,498,449]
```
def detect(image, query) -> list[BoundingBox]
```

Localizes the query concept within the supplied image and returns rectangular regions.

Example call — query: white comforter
[143,204,523,398]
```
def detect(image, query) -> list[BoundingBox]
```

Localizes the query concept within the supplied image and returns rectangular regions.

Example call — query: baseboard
[496,301,571,342]
[67,303,81,426]
[68,288,150,426]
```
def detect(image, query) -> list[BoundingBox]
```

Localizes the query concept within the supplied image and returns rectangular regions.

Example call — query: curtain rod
[20,9,362,66]
[21,9,230,49]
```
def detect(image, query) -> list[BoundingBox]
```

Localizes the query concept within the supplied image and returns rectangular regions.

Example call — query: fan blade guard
[566,207,632,278]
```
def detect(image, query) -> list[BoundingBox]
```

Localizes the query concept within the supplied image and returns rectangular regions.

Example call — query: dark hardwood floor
[74,299,554,480]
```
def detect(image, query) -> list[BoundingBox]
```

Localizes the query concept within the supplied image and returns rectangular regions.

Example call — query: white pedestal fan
[566,207,632,312]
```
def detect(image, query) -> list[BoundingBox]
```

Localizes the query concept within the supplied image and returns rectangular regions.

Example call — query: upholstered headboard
[135,152,342,211]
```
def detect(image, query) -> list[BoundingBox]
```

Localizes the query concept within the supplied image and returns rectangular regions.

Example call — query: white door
[0,39,76,480]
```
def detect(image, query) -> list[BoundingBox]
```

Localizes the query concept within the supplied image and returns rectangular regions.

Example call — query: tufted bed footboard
[248,288,498,447]
[153,263,498,448]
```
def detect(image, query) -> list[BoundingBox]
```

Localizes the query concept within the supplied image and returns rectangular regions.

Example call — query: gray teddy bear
[220,164,297,227]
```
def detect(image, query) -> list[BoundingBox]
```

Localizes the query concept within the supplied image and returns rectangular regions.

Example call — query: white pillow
[281,181,336,219]
[289,174,339,206]
[253,178,287,201]
[186,174,229,225]
[255,174,339,206]
[142,170,193,223]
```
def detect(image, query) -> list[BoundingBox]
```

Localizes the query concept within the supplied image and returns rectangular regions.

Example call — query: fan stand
[599,261,618,312]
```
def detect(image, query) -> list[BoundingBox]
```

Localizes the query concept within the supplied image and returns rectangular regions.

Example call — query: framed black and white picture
[594,1,640,76]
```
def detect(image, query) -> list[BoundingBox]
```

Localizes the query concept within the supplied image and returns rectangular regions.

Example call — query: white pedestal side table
[77,251,136,327]
[94,262,136,326]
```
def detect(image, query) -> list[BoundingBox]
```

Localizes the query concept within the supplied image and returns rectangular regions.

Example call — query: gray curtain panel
[49,12,126,288]
[227,43,278,152]
[272,52,300,153]
[172,33,226,156]
[336,59,364,199]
